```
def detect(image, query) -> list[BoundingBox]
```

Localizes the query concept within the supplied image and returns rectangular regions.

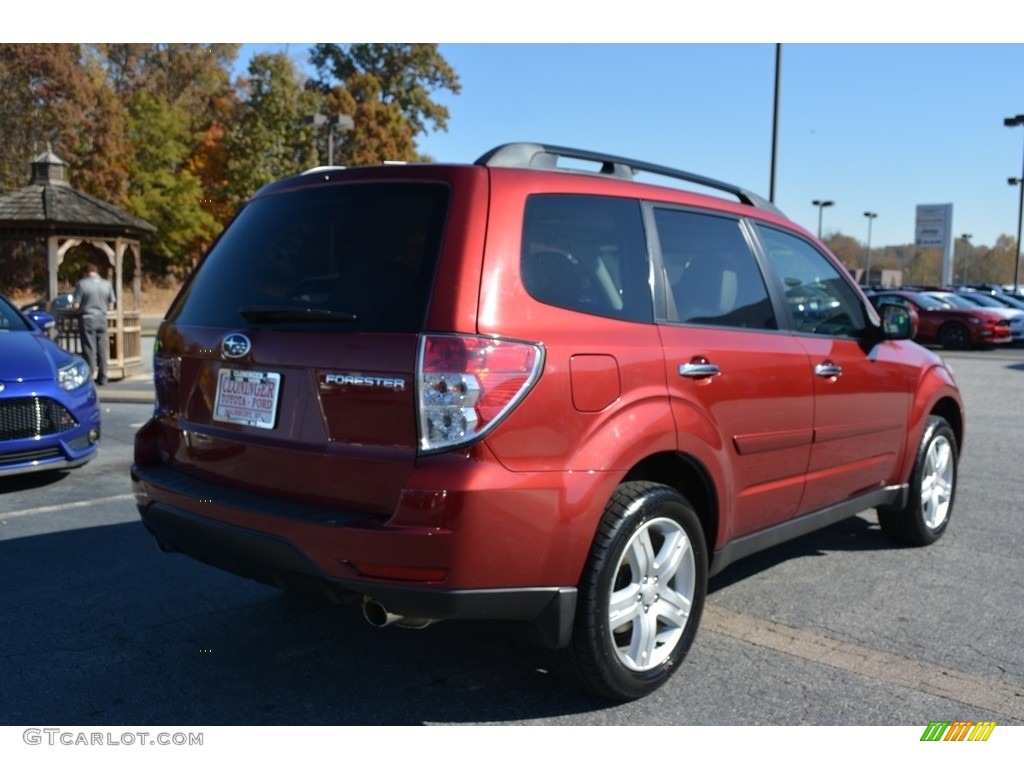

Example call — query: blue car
[1,294,100,476]
[22,307,57,339]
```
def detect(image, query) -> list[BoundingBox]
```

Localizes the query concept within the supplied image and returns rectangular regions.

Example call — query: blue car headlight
[58,358,91,391]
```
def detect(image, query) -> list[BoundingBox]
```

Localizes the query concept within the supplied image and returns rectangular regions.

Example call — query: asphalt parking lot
[1,344,1022,726]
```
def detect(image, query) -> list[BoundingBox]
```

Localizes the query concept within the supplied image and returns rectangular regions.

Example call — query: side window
[521,195,652,322]
[755,225,866,337]
[654,208,776,330]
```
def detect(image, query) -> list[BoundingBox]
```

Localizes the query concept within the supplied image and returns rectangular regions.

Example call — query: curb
[98,376,154,405]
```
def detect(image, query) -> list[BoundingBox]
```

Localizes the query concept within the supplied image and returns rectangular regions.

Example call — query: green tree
[224,53,322,208]
[125,89,219,275]
[309,43,460,164]
[92,44,241,253]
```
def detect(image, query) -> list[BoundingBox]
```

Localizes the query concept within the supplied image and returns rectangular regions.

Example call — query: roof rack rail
[301,165,348,174]
[475,142,785,217]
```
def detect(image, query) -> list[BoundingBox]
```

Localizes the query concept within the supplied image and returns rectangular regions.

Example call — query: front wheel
[939,322,970,350]
[553,482,707,700]
[878,415,957,546]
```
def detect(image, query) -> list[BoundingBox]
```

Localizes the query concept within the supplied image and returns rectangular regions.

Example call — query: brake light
[417,334,543,453]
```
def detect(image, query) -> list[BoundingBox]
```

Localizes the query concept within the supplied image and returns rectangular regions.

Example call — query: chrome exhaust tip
[362,599,437,629]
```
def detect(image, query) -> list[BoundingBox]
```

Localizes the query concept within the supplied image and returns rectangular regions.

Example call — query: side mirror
[879,303,915,341]
[24,310,55,331]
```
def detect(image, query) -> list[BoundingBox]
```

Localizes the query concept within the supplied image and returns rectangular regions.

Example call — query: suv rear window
[169,182,450,332]
[520,194,652,323]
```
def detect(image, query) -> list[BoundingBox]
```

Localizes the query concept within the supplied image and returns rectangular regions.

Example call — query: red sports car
[870,290,1012,349]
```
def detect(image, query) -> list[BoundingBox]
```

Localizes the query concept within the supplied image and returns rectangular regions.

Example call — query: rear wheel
[553,481,707,700]
[878,415,957,546]
[939,322,970,350]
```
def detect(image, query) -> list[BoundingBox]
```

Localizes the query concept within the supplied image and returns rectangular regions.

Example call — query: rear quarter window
[520,194,652,323]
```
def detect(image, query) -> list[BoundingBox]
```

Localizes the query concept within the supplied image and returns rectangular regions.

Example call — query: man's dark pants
[80,313,109,384]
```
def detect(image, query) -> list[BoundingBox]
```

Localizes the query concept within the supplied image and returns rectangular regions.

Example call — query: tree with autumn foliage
[970,234,1019,285]
[0,44,131,201]
[0,42,466,290]
[821,233,863,273]
[308,44,461,165]
[0,44,242,280]
[0,44,134,289]
[92,44,241,273]
[124,89,219,276]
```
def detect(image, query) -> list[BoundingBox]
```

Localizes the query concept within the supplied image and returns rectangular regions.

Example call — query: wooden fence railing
[55,310,143,380]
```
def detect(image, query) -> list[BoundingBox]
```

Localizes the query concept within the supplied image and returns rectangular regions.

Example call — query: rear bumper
[136,498,576,648]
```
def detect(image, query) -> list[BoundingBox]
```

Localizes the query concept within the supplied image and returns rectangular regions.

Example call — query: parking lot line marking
[702,604,1024,722]
[0,494,135,521]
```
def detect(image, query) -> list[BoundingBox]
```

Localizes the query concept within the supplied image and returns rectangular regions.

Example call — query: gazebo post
[46,236,60,307]
[53,237,82,353]
[128,240,142,313]
[93,241,121,375]
[113,240,125,373]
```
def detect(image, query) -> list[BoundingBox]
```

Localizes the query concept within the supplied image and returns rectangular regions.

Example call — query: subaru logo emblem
[221,333,252,359]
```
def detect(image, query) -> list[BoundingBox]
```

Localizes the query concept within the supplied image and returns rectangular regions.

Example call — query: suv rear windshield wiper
[239,306,358,323]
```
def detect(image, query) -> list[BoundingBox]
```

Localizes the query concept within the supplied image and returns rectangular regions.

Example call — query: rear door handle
[679,361,721,379]
[815,362,843,378]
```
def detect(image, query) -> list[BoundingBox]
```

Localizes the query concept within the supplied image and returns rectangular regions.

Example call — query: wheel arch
[930,395,964,454]
[622,451,720,566]
[897,363,965,482]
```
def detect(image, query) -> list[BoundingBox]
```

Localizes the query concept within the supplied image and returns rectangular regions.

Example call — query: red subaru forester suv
[132,143,964,700]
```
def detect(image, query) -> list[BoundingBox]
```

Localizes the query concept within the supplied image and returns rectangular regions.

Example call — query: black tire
[939,322,971,350]
[877,415,957,546]
[553,481,707,700]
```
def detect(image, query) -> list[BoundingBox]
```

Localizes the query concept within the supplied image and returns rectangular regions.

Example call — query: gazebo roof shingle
[0,150,155,238]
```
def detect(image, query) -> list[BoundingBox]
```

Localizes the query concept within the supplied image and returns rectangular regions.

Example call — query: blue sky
[18,4,1022,251]
[238,42,1024,251]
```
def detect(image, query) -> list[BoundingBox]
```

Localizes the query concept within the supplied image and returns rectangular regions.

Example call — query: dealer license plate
[212,369,281,429]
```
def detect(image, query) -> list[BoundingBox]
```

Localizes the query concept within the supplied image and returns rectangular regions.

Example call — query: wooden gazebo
[0,150,156,379]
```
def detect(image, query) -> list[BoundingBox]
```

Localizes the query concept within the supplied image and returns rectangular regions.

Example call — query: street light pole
[1005,114,1024,294]
[306,113,355,166]
[863,211,877,286]
[769,44,782,204]
[959,233,972,285]
[812,199,834,239]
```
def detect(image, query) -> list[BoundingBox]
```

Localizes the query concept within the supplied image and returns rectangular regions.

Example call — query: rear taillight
[153,352,181,417]
[417,334,543,453]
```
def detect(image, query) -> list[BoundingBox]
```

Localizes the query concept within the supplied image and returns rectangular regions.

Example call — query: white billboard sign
[915,204,954,284]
